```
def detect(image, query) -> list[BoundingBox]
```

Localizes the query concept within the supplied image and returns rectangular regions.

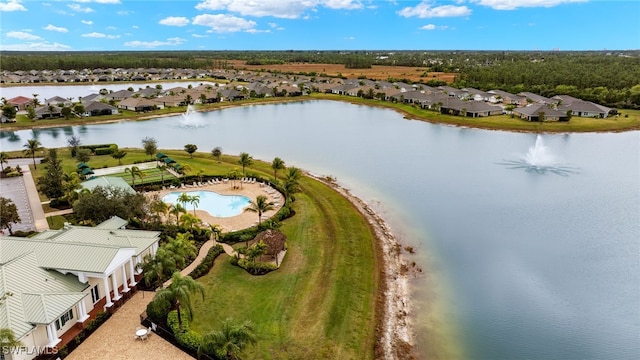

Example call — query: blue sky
[1,0,638,51]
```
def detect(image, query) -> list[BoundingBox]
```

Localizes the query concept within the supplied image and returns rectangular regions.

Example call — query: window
[91,284,100,303]
[55,309,74,330]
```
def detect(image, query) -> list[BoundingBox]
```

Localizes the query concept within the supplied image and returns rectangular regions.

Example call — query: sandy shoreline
[306,172,415,360]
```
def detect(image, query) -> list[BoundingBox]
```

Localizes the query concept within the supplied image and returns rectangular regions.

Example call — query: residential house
[488,90,528,106]
[44,96,72,108]
[117,97,164,112]
[6,96,33,111]
[513,104,569,121]
[83,101,118,117]
[440,97,503,117]
[553,95,612,118]
[0,217,160,360]
[517,92,556,105]
[34,105,62,119]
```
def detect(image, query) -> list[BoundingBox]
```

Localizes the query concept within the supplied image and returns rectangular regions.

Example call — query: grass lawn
[190,174,380,359]
[19,145,381,358]
[109,167,177,185]
[46,215,67,230]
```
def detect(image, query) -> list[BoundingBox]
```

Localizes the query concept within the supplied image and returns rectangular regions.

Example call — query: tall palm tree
[125,166,143,186]
[189,194,200,216]
[177,192,192,211]
[246,195,275,225]
[0,152,8,172]
[23,139,42,169]
[238,152,253,176]
[150,196,169,224]
[271,157,285,180]
[198,319,257,360]
[155,272,205,327]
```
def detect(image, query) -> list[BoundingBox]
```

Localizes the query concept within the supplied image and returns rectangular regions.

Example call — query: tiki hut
[254,229,287,267]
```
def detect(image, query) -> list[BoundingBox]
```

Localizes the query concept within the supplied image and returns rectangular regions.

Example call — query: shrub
[167,310,202,353]
[147,296,172,326]
[233,258,278,275]
[188,244,224,279]
[94,144,118,155]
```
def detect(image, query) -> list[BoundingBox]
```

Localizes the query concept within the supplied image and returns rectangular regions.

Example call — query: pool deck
[149,180,283,232]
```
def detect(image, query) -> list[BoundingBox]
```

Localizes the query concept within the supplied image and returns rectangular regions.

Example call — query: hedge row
[167,310,203,354]
[188,244,225,280]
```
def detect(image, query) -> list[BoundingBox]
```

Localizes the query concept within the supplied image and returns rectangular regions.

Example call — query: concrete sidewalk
[22,167,49,231]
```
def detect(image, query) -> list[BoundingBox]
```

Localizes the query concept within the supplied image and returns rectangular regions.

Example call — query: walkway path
[22,166,49,231]
[65,291,193,360]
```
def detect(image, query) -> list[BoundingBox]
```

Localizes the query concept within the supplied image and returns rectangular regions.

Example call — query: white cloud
[420,24,450,30]
[132,25,139,29]
[68,3,94,12]
[6,31,41,40]
[193,13,257,33]
[398,1,471,18]
[0,0,26,11]
[195,0,318,19]
[159,16,190,26]
[323,0,363,10]
[471,0,586,10]
[81,32,120,39]
[106,26,117,30]
[117,10,132,15]
[192,33,208,38]
[44,24,68,33]
[1,41,71,51]
[81,20,93,25]
[124,37,186,48]
[344,36,355,40]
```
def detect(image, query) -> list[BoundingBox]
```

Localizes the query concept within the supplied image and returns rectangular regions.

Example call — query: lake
[1,100,638,359]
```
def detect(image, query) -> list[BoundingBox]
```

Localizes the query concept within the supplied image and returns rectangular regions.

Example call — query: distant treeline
[1,50,639,108]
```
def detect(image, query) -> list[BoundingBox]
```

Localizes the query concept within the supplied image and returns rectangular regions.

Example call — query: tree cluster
[72,185,148,225]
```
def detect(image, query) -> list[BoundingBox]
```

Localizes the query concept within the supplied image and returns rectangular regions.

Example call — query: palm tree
[211,146,223,163]
[111,150,127,165]
[0,328,23,351]
[125,166,143,186]
[0,152,8,172]
[31,93,39,107]
[168,203,187,225]
[198,319,257,360]
[23,139,42,169]
[158,164,168,185]
[246,195,275,225]
[179,213,199,230]
[149,195,169,224]
[165,233,197,268]
[271,157,285,180]
[155,272,205,327]
[140,248,176,289]
[238,152,253,176]
[177,192,192,211]
[189,194,200,216]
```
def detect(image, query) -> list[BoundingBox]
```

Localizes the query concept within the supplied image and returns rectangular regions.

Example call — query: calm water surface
[162,190,250,218]
[1,101,638,360]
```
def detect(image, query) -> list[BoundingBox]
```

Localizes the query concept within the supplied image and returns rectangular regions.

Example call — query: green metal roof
[0,252,88,339]
[77,162,89,169]
[95,216,128,230]
[80,176,135,194]
[156,152,167,159]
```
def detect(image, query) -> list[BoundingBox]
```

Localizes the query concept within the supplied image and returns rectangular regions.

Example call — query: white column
[135,255,142,274]
[152,243,159,256]
[102,277,113,307]
[122,264,130,292]
[77,300,89,322]
[128,259,137,287]
[46,323,61,347]
[111,273,121,301]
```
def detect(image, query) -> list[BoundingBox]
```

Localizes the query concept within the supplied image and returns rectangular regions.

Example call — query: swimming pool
[162,190,251,218]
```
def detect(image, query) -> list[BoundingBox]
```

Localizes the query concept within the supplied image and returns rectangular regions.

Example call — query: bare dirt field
[226,60,456,83]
